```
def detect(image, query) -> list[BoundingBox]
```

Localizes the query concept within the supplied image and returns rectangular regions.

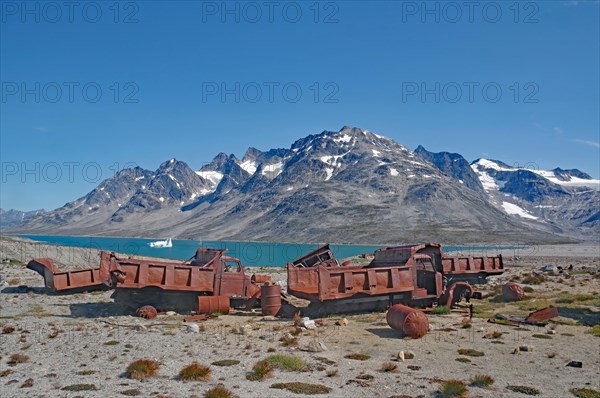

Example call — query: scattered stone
[301,317,317,329]
[397,351,405,361]
[347,379,370,387]
[541,265,559,273]
[512,347,520,355]
[566,361,583,368]
[166,311,177,316]
[404,351,415,359]
[133,322,147,331]
[547,330,557,335]
[186,323,200,333]
[519,345,534,352]
[306,341,327,352]
[335,318,349,326]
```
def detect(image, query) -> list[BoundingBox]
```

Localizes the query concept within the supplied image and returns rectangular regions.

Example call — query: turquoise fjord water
[21,235,384,266]
[19,235,516,267]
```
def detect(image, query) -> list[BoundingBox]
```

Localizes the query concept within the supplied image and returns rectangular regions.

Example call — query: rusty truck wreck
[287,243,504,315]
[28,242,504,315]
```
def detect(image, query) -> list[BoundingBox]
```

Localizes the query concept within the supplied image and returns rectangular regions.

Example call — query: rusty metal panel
[288,263,416,302]
[441,255,503,275]
[525,306,559,323]
[108,259,215,292]
[27,258,105,292]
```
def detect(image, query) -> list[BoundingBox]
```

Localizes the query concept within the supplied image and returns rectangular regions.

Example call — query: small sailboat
[149,238,173,248]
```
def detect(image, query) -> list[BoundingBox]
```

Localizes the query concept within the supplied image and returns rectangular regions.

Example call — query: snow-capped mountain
[12,127,598,244]
[469,159,599,233]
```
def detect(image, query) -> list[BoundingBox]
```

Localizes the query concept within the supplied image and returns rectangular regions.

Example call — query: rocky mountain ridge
[9,126,599,244]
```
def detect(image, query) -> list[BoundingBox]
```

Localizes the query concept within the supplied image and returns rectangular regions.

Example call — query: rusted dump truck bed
[440,255,503,276]
[287,263,418,301]
[27,258,105,292]
[100,251,215,292]
[287,243,502,304]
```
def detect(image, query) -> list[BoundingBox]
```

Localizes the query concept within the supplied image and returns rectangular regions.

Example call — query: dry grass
[104,340,120,345]
[179,363,211,381]
[246,360,274,381]
[20,378,34,388]
[457,348,484,357]
[279,334,298,346]
[204,385,237,398]
[61,384,98,391]
[120,389,142,396]
[380,362,398,372]
[570,388,600,398]
[455,357,471,363]
[76,370,96,375]
[314,356,336,365]
[506,385,541,395]
[8,353,29,366]
[270,382,332,395]
[125,359,159,380]
[532,334,552,339]
[211,359,240,367]
[2,326,15,334]
[0,369,14,377]
[470,374,494,387]
[344,353,371,361]
[439,379,468,397]
[522,274,545,285]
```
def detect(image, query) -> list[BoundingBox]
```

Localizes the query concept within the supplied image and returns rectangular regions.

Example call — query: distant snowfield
[501,201,538,220]
[472,159,600,189]
[239,160,257,175]
[196,170,224,186]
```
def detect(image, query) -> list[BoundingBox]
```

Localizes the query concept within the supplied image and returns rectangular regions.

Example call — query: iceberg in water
[149,238,172,248]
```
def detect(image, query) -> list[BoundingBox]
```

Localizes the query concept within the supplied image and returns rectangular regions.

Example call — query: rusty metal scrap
[491,306,559,326]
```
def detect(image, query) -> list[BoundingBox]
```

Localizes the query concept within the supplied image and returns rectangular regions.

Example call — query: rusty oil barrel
[386,304,429,338]
[261,283,282,316]
[197,296,230,315]
[252,274,272,284]
[502,282,525,302]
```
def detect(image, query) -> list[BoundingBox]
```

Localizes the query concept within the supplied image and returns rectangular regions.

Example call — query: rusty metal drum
[197,296,230,315]
[386,304,429,338]
[502,283,525,302]
[251,274,272,284]
[261,283,282,316]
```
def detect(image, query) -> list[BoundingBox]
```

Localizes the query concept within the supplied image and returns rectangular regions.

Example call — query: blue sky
[1,0,599,211]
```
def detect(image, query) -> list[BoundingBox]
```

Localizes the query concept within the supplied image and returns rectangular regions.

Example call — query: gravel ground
[0,235,598,398]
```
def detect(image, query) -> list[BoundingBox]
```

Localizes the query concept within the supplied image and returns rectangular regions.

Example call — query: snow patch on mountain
[502,202,538,220]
